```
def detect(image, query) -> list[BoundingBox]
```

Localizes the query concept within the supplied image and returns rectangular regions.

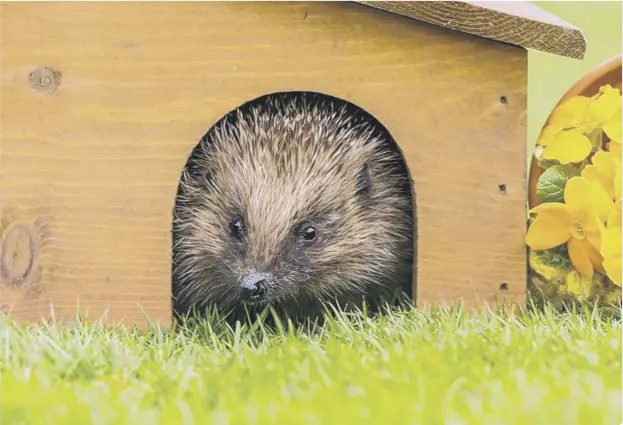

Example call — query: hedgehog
[171,91,416,325]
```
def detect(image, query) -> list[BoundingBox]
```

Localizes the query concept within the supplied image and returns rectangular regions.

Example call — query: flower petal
[583,213,604,252]
[549,96,591,128]
[603,111,622,143]
[526,204,572,250]
[603,257,622,287]
[609,142,622,162]
[586,85,622,128]
[578,211,606,276]
[542,131,592,164]
[601,226,622,286]
[581,164,615,199]
[529,202,573,218]
[568,238,594,277]
[601,226,622,257]
[537,125,563,147]
[591,150,617,179]
[564,177,614,222]
[564,176,592,210]
[589,180,616,222]
[583,239,606,276]
[607,202,622,229]
[615,165,622,202]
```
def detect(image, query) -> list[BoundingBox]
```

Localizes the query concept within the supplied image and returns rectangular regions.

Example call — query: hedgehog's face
[207,157,377,309]
[221,210,343,307]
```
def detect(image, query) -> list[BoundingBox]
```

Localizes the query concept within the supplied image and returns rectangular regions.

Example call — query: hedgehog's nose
[243,280,266,301]
[240,273,269,301]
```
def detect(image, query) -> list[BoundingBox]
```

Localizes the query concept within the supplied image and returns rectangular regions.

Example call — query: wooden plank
[355,1,587,60]
[0,1,527,327]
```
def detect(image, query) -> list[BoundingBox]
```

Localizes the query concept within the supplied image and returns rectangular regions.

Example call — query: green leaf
[536,165,580,203]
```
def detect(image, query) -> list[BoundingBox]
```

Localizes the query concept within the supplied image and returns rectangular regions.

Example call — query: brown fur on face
[172,91,415,323]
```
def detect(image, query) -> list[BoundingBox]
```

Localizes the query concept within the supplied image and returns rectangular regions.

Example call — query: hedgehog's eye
[230,216,246,239]
[298,223,318,243]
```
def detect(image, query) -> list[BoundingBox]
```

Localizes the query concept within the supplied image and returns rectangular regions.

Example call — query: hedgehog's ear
[355,163,371,199]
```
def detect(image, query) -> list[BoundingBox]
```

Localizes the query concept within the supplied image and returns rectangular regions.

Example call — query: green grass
[1,304,621,425]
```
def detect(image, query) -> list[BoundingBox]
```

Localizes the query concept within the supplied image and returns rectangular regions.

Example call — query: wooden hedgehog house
[0,1,587,327]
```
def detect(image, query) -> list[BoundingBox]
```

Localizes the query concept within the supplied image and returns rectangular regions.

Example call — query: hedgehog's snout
[239,271,273,302]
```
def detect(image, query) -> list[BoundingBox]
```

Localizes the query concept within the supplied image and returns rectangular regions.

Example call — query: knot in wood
[29,66,62,94]
[0,223,37,287]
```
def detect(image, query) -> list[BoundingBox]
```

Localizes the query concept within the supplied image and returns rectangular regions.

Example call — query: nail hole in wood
[499,282,509,292]
[498,184,507,194]
[499,95,508,105]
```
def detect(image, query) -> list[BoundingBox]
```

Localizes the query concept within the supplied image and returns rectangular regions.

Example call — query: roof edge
[353,1,587,60]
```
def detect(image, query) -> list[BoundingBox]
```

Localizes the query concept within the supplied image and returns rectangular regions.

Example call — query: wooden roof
[354,1,587,60]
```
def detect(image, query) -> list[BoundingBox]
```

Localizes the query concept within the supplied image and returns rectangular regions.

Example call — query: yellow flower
[586,84,622,130]
[548,96,592,129]
[526,177,613,277]
[581,150,619,199]
[538,85,622,164]
[615,158,622,202]
[609,143,622,203]
[609,142,622,161]
[607,202,622,231]
[601,226,622,287]
[594,84,622,143]
[538,126,593,164]
[603,111,622,143]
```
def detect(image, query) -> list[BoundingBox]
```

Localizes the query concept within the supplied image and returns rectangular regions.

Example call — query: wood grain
[356,1,587,60]
[0,1,528,327]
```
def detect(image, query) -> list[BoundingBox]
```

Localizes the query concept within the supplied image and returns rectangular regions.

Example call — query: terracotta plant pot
[528,54,623,209]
